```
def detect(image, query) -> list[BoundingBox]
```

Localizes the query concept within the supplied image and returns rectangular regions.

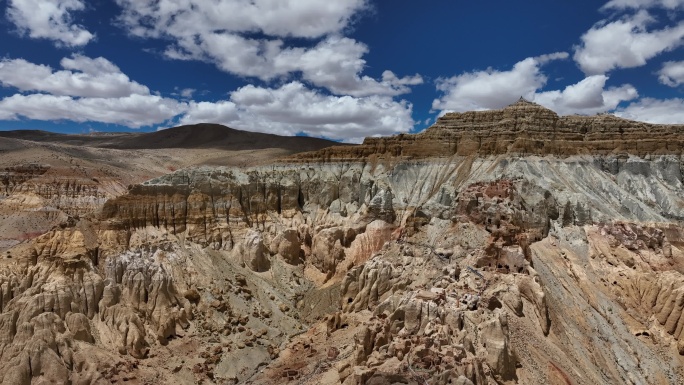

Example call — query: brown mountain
[0,123,340,152]
[290,98,684,162]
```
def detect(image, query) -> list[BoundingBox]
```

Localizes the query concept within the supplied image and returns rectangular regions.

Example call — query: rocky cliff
[0,127,339,251]
[0,162,127,251]
[1,101,684,385]
[292,98,684,161]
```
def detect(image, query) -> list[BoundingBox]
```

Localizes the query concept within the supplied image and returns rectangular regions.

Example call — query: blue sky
[0,0,683,142]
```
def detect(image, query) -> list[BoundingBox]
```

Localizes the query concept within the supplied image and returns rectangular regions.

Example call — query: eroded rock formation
[1,101,684,384]
[291,98,684,161]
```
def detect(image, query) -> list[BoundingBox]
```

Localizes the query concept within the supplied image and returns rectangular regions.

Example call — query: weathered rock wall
[3,101,684,384]
[85,153,684,384]
[100,155,684,245]
[290,99,684,162]
[0,164,128,251]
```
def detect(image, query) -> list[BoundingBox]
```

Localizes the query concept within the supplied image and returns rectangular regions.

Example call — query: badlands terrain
[0,124,336,251]
[2,99,684,384]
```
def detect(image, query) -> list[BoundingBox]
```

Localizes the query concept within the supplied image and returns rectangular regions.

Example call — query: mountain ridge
[289,98,684,162]
[0,123,342,152]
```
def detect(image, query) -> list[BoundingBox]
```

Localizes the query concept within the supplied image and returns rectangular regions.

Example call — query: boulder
[270,229,301,265]
[239,230,270,272]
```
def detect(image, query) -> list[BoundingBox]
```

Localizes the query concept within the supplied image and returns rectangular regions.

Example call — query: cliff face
[292,98,684,161]
[89,152,684,384]
[2,102,684,385]
[0,127,339,252]
[100,154,684,243]
[0,163,127,251]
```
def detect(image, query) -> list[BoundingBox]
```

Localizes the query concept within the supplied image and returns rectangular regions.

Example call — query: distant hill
[0,123,341,152]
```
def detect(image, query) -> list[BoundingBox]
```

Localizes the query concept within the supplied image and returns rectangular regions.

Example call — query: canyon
[1,99,684,384]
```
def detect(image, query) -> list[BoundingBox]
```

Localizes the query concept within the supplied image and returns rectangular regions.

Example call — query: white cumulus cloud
[658,61,684,86]
[614,98,684,123]
[432,53,568,112]
[115,0,368,39]
[0,54,414,139]
[6,0,94,47]
[0,93,185,128]
[602,0,684,10]
[433,54,637,116]
[166,35,422,97]
[0,55,183,128]
[179,81,415,142]
[574,11,684,75]
[180,101,239,126]
[0,55,149,98]
[115,0,420,98]
[534,75,638,115]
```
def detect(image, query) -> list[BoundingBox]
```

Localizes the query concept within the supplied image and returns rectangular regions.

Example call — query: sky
[0,0,683,142]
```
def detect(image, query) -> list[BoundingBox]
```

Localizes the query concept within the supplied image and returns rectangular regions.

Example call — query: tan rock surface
[2,102,684,384]
[289,98,684,162]
[0,124,338,252]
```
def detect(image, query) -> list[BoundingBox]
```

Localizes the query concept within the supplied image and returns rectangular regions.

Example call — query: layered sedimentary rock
[291,98,684,161]
[2,101,684,384]
[90,152,684,383]
[0,163,127,250]
[0,126,340,252]
[100,152,684,244]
